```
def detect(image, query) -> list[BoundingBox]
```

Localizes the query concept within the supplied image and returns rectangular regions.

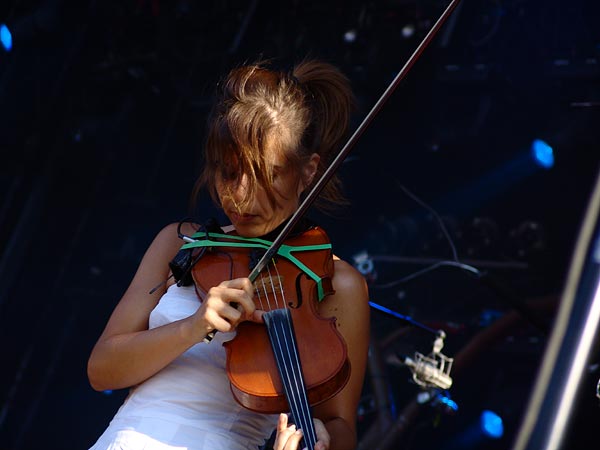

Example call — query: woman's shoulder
[150,219,235,258]
[319,256,370,339]
[140,222,200,290]
[137,222,199,273]
[332,257,366,287]
[330,257,370,306]
[150,221,200,251]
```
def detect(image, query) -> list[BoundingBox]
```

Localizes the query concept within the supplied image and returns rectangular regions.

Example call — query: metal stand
[512,166,600,450]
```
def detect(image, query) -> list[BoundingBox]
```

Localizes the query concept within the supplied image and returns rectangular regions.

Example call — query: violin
[178,220,348,449]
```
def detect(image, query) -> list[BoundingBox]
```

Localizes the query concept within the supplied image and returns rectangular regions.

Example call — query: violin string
[255,276,266,310]
[270,260,284,309]
[266,313,298,423]
[283,319,315,447]
[265,264,279,310]
[268,264,316,448]
[253,258,317,447]
[271,264,317,442]
[267,263,303,431]
[263,265,297,423]
[266,309,316,449]
[259,275,271,310]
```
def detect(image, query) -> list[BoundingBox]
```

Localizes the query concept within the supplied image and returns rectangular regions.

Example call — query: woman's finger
[273,413,304,450]
[217,278,256,318]
[313,418,330,450]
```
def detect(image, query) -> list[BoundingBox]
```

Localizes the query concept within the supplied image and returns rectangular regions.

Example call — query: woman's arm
[87,222,258,391]
[313,258,371,450]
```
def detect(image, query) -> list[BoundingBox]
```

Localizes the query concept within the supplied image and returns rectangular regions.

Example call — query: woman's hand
[192,277,264,340]
[273,413,330,450]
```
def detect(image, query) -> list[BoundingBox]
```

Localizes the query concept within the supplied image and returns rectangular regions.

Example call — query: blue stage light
[0,24,12,51]
[531,139,554,169]
[438,394,459,413]
[480,409,504,439]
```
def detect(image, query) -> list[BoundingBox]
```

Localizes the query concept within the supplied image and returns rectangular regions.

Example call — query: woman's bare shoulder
[152,220,212,253]
[318,256,370,319]
[332,257,368,295]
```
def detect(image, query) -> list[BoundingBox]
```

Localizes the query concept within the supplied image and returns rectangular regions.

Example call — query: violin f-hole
[289,272,306,309]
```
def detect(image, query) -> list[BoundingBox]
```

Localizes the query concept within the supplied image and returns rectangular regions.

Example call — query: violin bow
[246,0,463,282]
[203,0,462,346]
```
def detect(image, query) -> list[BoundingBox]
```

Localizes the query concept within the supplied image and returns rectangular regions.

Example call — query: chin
[234,223,265,238]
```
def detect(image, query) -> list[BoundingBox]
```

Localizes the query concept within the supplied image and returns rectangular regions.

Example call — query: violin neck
[263,308,317,450]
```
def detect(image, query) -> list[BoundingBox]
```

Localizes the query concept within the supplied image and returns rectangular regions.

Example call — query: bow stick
[204,0,462,344]
[246,0,463,282]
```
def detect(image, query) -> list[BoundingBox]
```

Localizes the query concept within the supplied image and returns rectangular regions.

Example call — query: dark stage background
[1,0,599,449]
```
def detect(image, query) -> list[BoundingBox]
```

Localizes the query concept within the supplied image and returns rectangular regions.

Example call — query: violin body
[191,225,350,414]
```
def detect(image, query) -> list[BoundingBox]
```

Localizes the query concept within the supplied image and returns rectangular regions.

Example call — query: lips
[230,211,257,224]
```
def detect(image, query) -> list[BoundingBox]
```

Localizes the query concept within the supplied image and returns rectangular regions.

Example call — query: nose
[229,173,250,204]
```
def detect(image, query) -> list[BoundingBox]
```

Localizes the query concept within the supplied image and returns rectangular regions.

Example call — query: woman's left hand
[273,413,330,450]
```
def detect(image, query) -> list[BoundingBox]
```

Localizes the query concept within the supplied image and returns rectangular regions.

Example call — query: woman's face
[216,150,319,238]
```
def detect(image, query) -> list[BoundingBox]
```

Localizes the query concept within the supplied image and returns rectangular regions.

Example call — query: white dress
[88,284,278,450]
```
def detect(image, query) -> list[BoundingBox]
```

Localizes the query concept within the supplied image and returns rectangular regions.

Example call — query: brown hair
[191,58,355,213]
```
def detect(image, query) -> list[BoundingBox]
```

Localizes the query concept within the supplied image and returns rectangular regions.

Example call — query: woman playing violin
[87,58,370,450]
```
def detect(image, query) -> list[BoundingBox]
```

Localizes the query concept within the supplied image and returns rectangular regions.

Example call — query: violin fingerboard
[263,308,317,450]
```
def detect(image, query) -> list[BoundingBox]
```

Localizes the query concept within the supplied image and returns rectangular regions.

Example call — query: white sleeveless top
[89,284,278,450]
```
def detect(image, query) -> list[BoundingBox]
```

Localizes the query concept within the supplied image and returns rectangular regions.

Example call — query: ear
[300,153,320,190]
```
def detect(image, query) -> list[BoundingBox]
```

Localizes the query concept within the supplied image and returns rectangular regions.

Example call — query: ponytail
[293,59,356,210]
